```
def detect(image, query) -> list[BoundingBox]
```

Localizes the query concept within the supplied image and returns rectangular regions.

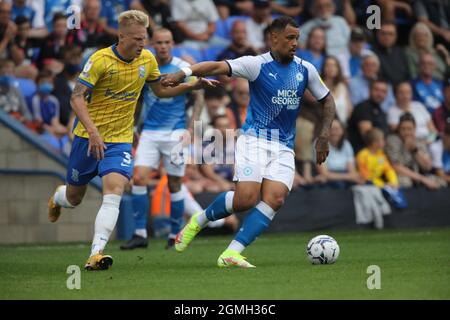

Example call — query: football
[306,235,340,265]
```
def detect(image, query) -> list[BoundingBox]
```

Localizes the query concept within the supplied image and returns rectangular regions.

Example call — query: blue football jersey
[142,57,191,131]
[227,52,329,149]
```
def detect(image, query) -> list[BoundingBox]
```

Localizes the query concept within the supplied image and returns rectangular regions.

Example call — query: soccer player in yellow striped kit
[47,10,217,270]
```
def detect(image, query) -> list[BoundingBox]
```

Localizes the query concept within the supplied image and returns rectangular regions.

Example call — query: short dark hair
[369,78,388,90]
[36,70,53,83]
[52,12,67,25]
[204,86,226,100]
[14,15,29,26]
[269,16,299,33]
[398,112,416,127]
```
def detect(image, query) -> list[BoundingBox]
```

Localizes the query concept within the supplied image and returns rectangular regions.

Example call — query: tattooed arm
[315,93,336,165]
[70,82,106,160]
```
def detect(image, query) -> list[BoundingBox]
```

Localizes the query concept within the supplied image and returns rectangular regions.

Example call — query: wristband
[181,67,192,77]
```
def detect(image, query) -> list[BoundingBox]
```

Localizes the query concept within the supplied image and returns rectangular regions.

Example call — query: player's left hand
[160,71,186,87]
[193,77,220,90]
[315,136,329,165]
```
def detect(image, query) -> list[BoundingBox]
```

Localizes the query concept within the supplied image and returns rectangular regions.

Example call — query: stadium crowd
[1,0,450,203]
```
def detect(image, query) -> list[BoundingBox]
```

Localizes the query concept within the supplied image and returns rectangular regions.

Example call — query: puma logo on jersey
[268,72,277,80]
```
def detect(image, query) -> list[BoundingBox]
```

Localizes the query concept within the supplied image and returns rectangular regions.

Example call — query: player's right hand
[88,129,107,160]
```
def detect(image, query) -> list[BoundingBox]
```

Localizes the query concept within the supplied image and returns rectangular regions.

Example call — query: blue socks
[205,191,234,221]
[131,185,149,237]
[234,202,275,249]
[169,190,185,238]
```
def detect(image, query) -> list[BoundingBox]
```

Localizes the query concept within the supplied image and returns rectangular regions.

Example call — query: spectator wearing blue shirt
[316,119,363,188]
[100,0,143,37]
[349,54,395,113]
[411,52,444,114]
[348,26,373,78]
[431,124,450,185]
[31,70,69,152]
[11,0,35,25]
[297,26,326,72]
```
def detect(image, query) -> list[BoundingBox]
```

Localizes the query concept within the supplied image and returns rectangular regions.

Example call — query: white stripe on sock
[132,185,147,195]
[256,201,276,220]
[54,185,75,208]
[170,189,185,202]
[225,191,235,213]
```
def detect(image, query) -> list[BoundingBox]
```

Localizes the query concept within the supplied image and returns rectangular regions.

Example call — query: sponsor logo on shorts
[243,167,253,176]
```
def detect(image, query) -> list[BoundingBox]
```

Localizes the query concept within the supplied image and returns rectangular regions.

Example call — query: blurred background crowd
[1,0,450,200]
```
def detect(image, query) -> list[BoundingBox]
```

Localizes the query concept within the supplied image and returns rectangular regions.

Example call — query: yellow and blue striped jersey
[75,44,160,143]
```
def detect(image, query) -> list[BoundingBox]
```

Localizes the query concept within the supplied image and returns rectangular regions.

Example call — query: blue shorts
[66,136,133,186]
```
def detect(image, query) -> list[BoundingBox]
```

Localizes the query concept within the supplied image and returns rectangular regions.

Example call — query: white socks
[90,194,121,256]
[135,228,147,238]
[228,240,246,253]
[54,185,75,208]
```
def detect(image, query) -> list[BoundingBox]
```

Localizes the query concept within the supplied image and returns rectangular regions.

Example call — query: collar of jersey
[111,43,135,63]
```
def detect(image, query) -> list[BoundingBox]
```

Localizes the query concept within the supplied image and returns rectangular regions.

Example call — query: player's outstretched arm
[71,82,106,160]
[149,77,219,98]
[315,93,336,165]
[160,61,230,87]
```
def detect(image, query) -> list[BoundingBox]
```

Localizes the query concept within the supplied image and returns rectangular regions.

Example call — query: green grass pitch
[1,228,449,299]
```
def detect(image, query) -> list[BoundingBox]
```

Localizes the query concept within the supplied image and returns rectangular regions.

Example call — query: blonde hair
[409,22,433,51]
[118,10,149,29]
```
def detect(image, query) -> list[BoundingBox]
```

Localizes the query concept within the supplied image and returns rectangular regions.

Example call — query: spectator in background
[31,70,69,152]
[386,113,444,189]
[80,0,107,50]
[372,21,410,86]
[376,0,414,23]
[299,0,350,65]
[214,0,254,18]
[245,0,272,52]
[195,86,233,133]
[99,0,143,37]
[348,79,389,153]
[316,119,363,188]
[0,1,17,59]
[433,81,450,135]
[228,78,249,129]
[356,128,399,189]
[413,0,450,48]
[349,54,395,113]
[37,12,84,73]
[53,45,82,126]
[321,56,352,125]
[171,0,221,49]
[270,0,303,19]
[0,58,31,123]
[12,0,47,39]
[411,52,444,114]
[301,0,356,26]
[406,22,446,81]
[388,81,438,143]
[9,16,35,67]
[431,123,450,184]
[348,26,373,78]
[199,115,235,192]
[297,26,326,72]
[217,20,257,61]
[141,0,181,43]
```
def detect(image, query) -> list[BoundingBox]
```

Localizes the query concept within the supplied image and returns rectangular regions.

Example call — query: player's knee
[233,194,258,212]
[133,173,148,186]
[167,177,182,193]
[264,196,285,212]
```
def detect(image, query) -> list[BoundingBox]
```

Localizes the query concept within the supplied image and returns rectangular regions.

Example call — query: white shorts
[134,130,186,177]
[233,135,296,190]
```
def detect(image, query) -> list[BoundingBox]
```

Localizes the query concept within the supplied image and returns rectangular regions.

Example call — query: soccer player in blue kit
[162,16,336,268]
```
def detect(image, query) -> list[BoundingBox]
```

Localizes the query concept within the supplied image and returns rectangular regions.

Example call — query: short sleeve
[387,107,400,125]
[226,56,262,81]
[343,140,355,163]
[303,60,330,101]
[78,52,104,89]
[146,52,161,83]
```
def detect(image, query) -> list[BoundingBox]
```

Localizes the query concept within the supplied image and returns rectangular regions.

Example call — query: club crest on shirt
[296,72,304,82]
[139,66,145,78]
